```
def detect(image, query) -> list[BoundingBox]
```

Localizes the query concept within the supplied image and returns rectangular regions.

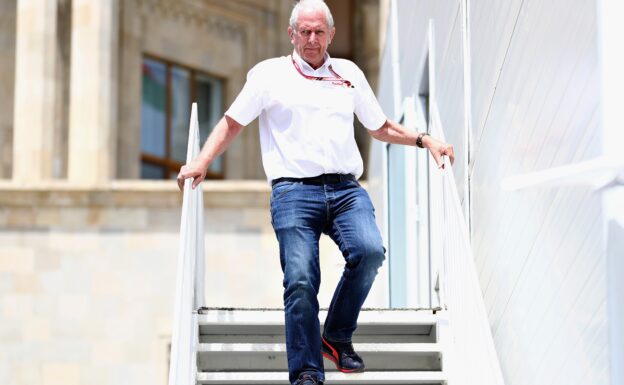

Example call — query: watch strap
[416,133,429,148]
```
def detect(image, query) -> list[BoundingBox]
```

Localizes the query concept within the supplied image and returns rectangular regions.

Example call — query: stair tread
[196,371,447,384]
[195,310,446,383]
[198,309,439,326]
[198,342,442,353]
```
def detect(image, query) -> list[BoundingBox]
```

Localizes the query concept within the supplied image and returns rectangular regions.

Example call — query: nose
[309,32,318,44]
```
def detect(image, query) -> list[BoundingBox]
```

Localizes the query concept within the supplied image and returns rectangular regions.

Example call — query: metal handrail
[166,100,506,384]
[168,103,206,385]
[428,103,505,385]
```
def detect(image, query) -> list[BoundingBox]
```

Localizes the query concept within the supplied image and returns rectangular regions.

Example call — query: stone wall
[0,2,387,384]
[0,180,387,385]
[117,0,290,180]
[0,0,15,179]
[2,0,381,182]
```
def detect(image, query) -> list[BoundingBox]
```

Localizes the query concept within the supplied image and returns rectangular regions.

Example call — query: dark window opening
[140,56,224,180]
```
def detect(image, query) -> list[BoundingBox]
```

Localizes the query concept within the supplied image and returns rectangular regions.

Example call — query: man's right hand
[176,115,245,191]
[177,158,208,191]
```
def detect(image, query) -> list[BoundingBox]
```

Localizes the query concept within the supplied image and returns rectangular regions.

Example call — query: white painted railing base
[429,102,506,385]
[168,103,206,385]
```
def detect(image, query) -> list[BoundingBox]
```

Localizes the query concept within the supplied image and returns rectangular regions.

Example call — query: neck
[308,61,322,70]
[295,50,326,70]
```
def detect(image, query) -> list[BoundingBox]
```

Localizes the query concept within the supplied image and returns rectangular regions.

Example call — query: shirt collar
[292,50,331,75]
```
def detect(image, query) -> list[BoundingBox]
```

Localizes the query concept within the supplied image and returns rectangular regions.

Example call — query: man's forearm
[196,115,244,169]
[371,119,454,167]
[371,120,431,147]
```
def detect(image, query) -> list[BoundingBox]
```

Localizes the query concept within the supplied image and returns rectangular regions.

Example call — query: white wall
[373,0,609,383]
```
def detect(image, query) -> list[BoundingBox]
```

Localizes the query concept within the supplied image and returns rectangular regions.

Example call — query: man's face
[288,8,335,69]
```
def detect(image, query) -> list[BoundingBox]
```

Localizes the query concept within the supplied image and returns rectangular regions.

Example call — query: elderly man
[177,1,454,384]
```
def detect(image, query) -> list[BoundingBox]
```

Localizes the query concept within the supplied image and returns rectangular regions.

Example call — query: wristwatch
[416,133,429,148]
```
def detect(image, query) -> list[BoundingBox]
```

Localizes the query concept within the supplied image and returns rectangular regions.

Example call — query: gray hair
[289,0,334,30]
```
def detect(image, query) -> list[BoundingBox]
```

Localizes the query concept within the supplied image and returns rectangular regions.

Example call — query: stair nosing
[197,342,442,353]
[196,370,448,381]
[198,310,439,326]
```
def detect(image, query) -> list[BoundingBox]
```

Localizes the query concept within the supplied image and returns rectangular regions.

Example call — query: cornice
[0,180,271,209]
[135,0,247,41]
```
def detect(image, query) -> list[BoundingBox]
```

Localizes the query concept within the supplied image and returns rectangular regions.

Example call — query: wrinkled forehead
[294,8,330,30]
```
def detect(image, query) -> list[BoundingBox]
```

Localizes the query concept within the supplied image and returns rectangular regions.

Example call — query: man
[177,1,455,384]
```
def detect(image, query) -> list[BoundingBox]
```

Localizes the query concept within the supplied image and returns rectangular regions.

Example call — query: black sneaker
[295,373,323,385]
[321,335,365,373]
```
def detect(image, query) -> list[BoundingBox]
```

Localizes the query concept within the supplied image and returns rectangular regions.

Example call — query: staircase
[194,308,448,385]
[170,104,503,385]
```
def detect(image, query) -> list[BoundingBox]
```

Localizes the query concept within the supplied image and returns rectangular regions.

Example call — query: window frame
[140,53,227,180]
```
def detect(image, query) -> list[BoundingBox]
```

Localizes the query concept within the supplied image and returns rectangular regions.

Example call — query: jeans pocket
[271,181,298,201]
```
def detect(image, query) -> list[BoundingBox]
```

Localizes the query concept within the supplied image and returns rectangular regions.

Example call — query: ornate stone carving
[135,0,247,41]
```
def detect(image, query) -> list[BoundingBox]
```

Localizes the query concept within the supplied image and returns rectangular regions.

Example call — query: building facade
[2,0,380,183]
[3,0,616,384]
[0,1,383,385]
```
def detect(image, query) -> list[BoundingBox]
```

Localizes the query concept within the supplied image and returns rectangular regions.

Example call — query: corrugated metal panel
[469,0,608,383]
[469,0,524,152]
[434,5,466,205]
[391,0,468,203]
[374,0,609,383]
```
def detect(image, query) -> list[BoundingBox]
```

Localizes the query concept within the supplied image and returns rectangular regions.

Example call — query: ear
[328,26,336,45]
[288,26,295,44]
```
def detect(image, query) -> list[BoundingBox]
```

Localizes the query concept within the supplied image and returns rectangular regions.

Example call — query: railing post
[427,101,505,385]
[168,103,205,385]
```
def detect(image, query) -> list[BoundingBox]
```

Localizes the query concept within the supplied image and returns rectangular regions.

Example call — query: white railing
[428,103,505,385]
[168,103,206,385]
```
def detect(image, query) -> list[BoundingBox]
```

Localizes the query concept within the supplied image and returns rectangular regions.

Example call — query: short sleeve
[353,68,387,131]
[224,64,267,126]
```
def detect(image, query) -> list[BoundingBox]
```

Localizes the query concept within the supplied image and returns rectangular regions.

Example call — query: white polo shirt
[225,51,387,182]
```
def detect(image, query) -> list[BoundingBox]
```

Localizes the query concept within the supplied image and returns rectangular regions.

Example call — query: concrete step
[197,342,442,371]
[198,309,438,343]
[201,334,434,343]
[196,371,447,384]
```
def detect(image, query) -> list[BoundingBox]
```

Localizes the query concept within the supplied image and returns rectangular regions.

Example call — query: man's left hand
[424,135,455,169]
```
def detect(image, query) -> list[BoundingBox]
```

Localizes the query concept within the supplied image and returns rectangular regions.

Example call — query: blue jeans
[270,177,386,384]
